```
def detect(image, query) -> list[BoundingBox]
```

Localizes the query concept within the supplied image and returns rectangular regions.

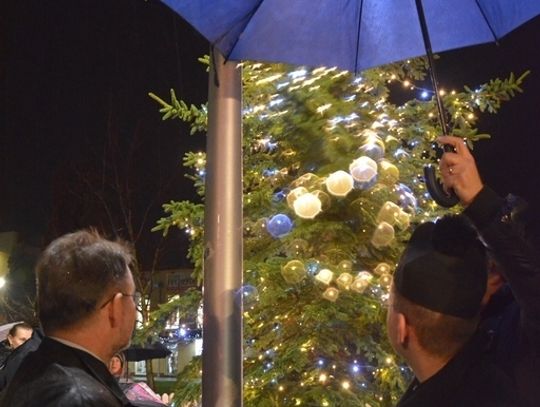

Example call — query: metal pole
[202,49,243,406]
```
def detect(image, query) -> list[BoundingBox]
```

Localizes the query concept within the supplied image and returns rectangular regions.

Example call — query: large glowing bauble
[281,260,307,284]
[379,273,393,290]
[285,238,311,258]
[351,271,372,293]
[360,143,385,161]
[374,262,392,275]
[337,260,353,273]
[286,186,309,209]
[376,201,401,225]
[315,268,334,285]
[322,287,339,302]
[395,210,411,230]
[378,160,400,185]
[349,156,378,187]
[266,214,294,238]
[336,272,354,289]
[371,222,395,248]
[325,170,354,197]
[293,192,322,219]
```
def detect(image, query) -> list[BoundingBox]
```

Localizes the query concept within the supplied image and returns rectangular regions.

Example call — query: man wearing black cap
[438,135,540,407]
[387,216,518,406]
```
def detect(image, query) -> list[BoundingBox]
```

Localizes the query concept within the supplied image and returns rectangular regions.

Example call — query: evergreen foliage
[150,58,526,406]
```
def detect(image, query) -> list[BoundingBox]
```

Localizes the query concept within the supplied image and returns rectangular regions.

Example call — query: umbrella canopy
[123,343,171,362]
[163,0,540,74]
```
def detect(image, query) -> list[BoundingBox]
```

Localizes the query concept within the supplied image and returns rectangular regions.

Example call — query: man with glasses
[0,229,138,407]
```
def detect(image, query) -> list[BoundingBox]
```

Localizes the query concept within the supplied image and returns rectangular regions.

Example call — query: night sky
[2,2,540,250]
[1,0,208,247]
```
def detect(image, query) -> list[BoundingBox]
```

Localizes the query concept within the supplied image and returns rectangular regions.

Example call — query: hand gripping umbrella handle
[423,145,459,208]
[423,165,460,207]
[415,0,460,208]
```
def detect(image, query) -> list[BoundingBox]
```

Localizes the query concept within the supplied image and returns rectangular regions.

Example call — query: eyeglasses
[99,291,141,309]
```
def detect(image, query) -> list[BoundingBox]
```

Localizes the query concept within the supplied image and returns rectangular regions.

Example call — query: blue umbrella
[160,1,540,405]
[164,0,540,206]
[163,0,539,75]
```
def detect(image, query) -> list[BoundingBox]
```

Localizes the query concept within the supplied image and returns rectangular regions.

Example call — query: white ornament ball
[325,171,354,197]
[293,192,322,219]
[315,268,334,285]
[349,156,378,183]
[286,186,309,209]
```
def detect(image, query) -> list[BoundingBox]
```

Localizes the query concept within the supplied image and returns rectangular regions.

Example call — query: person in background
[109,352,128,382]
[438,135,540,407]
[0,229,137,407]
[0,324,42,390]
[108,353,171,407]
[0,322,30,368]
[387,216,518,406]
[6,323,33,350]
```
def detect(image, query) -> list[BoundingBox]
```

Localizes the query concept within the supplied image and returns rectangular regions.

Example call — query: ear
[396,312,409,347]
[106,293,124,329]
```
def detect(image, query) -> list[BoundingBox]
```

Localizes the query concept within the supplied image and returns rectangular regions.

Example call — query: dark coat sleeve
[0,330,42,391]
[464,186,540,333]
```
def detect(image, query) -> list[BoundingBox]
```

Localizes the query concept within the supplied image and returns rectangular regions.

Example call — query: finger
[439,170,455,193]
[437,136,471,156]
[440,152,461,167]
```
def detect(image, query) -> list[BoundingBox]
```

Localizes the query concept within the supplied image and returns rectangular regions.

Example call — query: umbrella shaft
[415,0,448,135]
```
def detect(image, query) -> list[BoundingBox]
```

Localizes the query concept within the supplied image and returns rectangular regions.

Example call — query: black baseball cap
[394,216,487,319]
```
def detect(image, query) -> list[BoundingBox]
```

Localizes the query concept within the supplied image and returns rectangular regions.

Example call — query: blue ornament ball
[354,176,378,191]
[266,214,294,238]
[305,259,321,277]
[272,189,287,203]
[396,183,418,211]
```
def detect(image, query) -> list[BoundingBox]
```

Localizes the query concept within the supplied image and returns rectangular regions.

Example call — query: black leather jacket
[464,187,540,407]
[0,337,132,407]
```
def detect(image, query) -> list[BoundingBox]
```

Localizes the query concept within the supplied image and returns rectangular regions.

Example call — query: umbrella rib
[213,0,266,62]
[354,0,365,74]
[474,0,500,43]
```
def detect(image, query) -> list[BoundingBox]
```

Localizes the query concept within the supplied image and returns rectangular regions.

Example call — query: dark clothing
[464,187,540,407]
[0,337,133,407]
[0,329,42,391]
[0,342,11,369]
[397,333,519,407]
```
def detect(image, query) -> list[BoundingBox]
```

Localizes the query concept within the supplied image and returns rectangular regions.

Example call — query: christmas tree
[148,58,526,406]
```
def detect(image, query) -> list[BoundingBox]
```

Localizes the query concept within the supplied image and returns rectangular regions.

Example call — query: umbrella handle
[423,166,459,208]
